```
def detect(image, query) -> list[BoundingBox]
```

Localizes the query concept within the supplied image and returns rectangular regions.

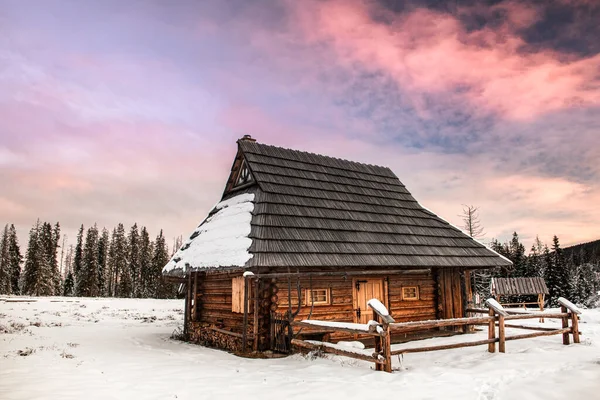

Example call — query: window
[232,276,247,313]
[305,288,330,305]
[402,286,419,301]
[234,160,252,187]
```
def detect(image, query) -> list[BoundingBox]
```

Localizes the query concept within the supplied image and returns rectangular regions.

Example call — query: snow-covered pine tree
[508,232,526,277]
[63,271,75,296]
[545,236,569,306]
[8,225,22,294]
[50,222,61,294]
[152,230,172,298]
[0,224,11,294]
[22,220,46,295]
[97,228,109,296]
[138,226,153,298]
[127,223,140,298]
[74,225,84,296]
[111,223,130,297]
[80,225,100,297]
[62,244,74,296]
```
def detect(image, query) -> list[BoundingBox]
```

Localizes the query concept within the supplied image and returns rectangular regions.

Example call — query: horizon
[2,0,599,252]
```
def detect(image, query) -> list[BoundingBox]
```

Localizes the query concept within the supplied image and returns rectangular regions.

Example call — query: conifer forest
[0,221,180,299]
[0,220,598,306]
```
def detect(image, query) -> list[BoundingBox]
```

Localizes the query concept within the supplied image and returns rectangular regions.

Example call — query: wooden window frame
[305,288,330,306]
[402,286,419,301]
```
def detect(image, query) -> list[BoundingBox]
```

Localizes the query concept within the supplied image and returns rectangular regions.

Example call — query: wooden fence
[291,297,582,373]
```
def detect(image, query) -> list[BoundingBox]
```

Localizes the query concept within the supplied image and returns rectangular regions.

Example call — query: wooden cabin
[163,135,512,353]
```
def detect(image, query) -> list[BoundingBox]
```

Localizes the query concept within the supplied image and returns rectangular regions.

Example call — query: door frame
[351,277,389,323]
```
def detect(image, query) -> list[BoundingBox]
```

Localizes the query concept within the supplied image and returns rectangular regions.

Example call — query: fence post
[571,311,580,344]
[488,307,496,353]
[498,314,506,353]
[383,324,392,373]
[561,305,570,345]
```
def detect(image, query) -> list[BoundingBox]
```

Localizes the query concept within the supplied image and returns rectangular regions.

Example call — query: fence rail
[290,297,583,373]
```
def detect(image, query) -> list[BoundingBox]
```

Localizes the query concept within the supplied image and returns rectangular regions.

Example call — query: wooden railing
[291,297,582,373]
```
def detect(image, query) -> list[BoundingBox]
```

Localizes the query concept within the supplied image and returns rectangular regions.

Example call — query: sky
[1,0,599,251]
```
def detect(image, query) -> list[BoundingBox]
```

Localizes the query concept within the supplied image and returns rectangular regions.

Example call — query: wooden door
[353,278,384,324]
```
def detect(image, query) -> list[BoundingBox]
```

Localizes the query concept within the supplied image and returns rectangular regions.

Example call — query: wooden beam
[504,312,569,321]
[242,276,249,351]
[571,312,581,344]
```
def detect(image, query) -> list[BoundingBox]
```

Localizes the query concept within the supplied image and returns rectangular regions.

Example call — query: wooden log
[504,328,571,341]
[485,298,508,317]
[253,279,260,351]
[488,308,496,353]
[571,312,580,344]
[561,305,570,345]
[208,326,250,339]
[291,339,385,365]
[242,277,249,351]
[504,312,569,321]
[498,315,506,353]
[391,338,499,355]
[557,297,582,315]
[192,272,199,322]
[383,324,392,373]
[292,321,381,336]
[388,316,495,333]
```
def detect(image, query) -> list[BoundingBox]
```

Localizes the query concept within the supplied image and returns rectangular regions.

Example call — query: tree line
[461,206,600,307]
[0,221,182,298]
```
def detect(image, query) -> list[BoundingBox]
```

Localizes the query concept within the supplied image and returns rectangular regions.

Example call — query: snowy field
[1,297,600,400]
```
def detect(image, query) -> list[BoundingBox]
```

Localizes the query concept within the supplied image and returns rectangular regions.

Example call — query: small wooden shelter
[163,136,512,353]
[490,277,549,310]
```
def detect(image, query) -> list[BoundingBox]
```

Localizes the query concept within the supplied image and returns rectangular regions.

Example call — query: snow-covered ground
[2,297,600,400]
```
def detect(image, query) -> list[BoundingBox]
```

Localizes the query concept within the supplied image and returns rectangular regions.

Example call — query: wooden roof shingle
[235,139,512,270]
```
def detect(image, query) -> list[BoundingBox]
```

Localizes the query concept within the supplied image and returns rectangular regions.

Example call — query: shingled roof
[163,136,512,276]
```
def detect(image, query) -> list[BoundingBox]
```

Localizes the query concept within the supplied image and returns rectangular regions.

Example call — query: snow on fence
[291,297,583,373]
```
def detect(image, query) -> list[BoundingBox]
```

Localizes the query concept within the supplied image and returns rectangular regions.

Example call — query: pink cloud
[283,0,600,121]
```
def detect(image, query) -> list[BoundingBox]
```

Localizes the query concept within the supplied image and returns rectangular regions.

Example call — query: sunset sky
[1,0,599,251]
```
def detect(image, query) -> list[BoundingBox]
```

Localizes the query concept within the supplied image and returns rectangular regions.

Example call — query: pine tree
[545,236,570,306]
[74,225,84,296]
[8,225,22,294]
[79,225,100,297]
[126,223,140,298]
[63,271,75,296]
[153,230,173,298]
[50,222,61,294]
[110,224,129,297]
[138,226,153,298]
[22,221,45,295]
[508,232,526,278]
[97,228,109,296]
[0,225,11,294]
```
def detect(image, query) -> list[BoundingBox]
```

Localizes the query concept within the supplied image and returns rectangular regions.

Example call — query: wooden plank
[504,312,569,320]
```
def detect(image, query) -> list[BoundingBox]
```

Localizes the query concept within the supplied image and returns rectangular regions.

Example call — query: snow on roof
[162,193,255,276]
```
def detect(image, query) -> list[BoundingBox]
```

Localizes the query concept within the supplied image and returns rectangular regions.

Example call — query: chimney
[238,134,256,143]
